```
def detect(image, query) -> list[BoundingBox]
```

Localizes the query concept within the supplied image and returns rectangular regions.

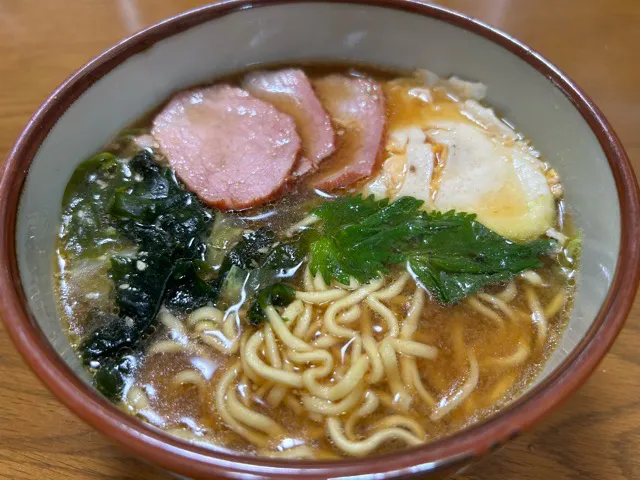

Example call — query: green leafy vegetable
[163,260,220,312]
[79,151,214,365]
[311,194,388,231]
[71,150,217,398]
[93,354,139,400]
[247,283,296,326]
[219,265,250,306]
[59,152,132,258]
[220,228,276,273]
[216,229,304,324]
[63,148,312,397]
[80,310,133,363]
[407,211,554,303]
[112,152,213,258]
[263,243,305,275]
[310,196,432,284]
[206,213,245,269]
[307,195,557,304]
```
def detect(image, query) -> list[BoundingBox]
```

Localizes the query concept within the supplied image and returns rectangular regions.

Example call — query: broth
[54,64,577,459]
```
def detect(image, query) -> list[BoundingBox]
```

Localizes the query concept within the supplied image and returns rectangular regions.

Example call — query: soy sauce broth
[54,63,578,459]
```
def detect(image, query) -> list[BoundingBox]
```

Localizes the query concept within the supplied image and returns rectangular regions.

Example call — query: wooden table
[0,0,638,478]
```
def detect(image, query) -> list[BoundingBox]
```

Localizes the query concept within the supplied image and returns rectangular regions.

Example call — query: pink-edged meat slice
[243,69,335,174]
[292,156,314,177]
[152,85,301,210]
[309,75,385,190]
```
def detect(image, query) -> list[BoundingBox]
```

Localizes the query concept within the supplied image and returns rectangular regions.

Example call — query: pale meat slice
[292,156,314,177]
[243,69,335,174]
[152,85,301,210]
[309,75,385,190]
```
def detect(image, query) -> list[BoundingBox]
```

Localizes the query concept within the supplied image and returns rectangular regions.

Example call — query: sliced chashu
[309,75,385,190]
[243,69,335,176]
[152,85,301,210]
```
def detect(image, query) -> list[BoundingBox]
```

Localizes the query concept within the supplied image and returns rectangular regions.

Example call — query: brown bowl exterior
[1,1,639,478]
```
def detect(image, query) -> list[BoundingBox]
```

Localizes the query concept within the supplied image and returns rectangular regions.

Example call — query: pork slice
[310,75,385,190]
[292,156,315,177]
[151,85,301,210]
[243,69,335,168]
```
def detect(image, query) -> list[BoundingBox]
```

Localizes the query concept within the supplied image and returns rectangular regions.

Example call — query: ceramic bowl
[1,1,639,478]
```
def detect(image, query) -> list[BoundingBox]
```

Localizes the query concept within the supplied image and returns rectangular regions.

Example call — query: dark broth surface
[55,64,577,459]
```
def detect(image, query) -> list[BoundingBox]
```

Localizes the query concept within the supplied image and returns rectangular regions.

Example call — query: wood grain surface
[0,1,639,479]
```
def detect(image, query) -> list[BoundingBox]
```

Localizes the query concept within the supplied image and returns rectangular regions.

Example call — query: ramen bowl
[1,1,638,478]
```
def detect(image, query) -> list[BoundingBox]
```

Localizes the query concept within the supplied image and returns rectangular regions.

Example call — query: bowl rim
[1,0,639,478]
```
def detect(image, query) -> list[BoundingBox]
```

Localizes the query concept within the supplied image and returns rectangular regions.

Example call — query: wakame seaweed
[80,151,216,362]
[217,229,304,324]
[93,354,139,400]
[70,151,216,397]
[59,152,132,259]
[247,283,296,326]
[65,150,306,397]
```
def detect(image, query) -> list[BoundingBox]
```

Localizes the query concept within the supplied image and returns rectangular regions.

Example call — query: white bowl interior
[16,2,619,392]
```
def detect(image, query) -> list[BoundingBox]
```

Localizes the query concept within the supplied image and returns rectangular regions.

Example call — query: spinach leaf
[407,211,555,303]
[306,195,557,305]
